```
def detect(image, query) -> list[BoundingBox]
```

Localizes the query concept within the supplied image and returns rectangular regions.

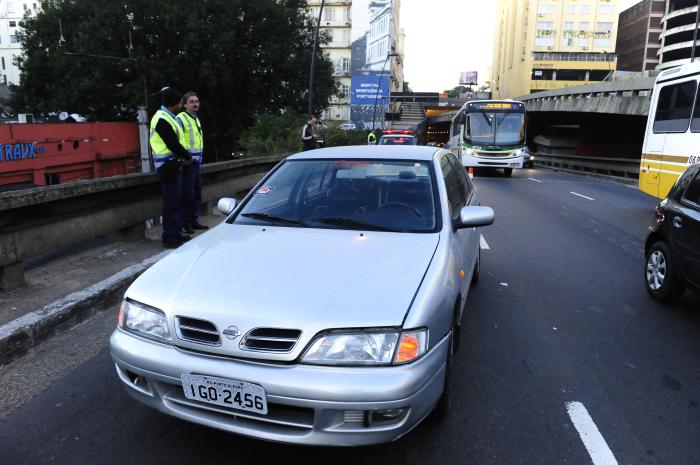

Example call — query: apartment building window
[537,4,555,14]
[598,5,615,14]
[562,38,574,46]
[23,4,28,11]
[596,22,614,31]
[343,6,350,21]
[7,2,16,14]
[563,22,573,30]
[580,5,591,13]
[535,37,555,47]
[537,21,554,30]
[1,57,4,70]
[565,4,576,13]
[579,22,589,30]
[337,57,349,73]
[321,28,333,42]
[10,35,19,44]
[578,38,589,47]
[324,8,335,21]
[340,84,349,99]
[9,21,16,28]
[593,38,612,47]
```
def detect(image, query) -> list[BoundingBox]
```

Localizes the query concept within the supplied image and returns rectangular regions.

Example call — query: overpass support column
[1,261,25,291]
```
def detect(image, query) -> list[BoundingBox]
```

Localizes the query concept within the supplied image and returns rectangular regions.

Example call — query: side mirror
[458,206,494,228]
[217,197,237,215]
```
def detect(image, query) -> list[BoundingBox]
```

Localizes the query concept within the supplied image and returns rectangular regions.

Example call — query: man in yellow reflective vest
[150,87,193,248]
[368,131,377,145]
[177,92,208,233]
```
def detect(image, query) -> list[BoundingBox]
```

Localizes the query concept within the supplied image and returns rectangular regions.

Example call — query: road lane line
[570,191,595,201]
[566,401,619,465]
[528,177,542,183]
[480,235,490,250]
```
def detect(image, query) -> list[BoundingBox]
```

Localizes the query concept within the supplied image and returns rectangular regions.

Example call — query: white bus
[448,100,528,177]
[640,61,700,199]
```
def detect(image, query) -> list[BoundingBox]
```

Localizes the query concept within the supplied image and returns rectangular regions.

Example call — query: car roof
[287,145,441,161]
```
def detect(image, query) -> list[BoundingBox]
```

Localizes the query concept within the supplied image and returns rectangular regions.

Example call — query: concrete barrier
[534,153,639,180]
[0,155,285,291]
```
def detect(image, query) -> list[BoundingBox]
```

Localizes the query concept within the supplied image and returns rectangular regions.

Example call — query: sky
[400,0,641,92]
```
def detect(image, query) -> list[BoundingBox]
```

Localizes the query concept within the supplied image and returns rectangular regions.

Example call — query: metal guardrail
[534,153,639,180]
[0,155,285,291]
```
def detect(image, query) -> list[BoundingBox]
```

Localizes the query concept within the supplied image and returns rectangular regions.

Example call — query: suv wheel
[645,241,684,303]
[504,168,513,177]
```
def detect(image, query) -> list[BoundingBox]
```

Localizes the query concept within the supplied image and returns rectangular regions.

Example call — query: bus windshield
[466,112,525,146]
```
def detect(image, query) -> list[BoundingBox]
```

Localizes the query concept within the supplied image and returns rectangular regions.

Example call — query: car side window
[681,171,700,206]
[440,155,462,216]
[447,153,472,203]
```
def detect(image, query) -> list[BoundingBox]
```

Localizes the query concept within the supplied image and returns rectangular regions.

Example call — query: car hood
[126,224,439,359]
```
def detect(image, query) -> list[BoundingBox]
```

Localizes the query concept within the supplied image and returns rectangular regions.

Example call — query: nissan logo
[223,326,241,340]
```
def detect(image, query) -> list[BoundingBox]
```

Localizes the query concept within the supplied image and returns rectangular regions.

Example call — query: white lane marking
[566,401,619,465]
[480,235,490,250]
[528,177,542,183]
[570,191,595,201]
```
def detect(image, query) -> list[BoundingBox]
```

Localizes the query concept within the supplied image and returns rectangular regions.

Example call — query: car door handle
[672,216,683,228]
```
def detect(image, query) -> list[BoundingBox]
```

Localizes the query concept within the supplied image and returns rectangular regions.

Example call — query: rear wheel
[504,168,513,177]
[645,241,684,302]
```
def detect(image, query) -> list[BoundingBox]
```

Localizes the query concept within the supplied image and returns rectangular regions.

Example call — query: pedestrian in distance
[367,131,377,145]
[177,92,209,234]
[301,116,319,151]
[150,86,193,249]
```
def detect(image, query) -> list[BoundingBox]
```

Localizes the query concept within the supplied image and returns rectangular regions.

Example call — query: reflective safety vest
[176,111,204,164]
[149,108,184,169]
[368,132,377,144]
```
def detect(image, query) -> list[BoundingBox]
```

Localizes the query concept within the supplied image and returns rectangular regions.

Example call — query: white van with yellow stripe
[641,61,700,198]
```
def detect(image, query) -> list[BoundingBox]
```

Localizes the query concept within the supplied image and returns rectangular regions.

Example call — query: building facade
[0,0,40,86]
[308,0,403,124]
[615,0,664,71]
[658,0,700,69]
[491,0,620,99]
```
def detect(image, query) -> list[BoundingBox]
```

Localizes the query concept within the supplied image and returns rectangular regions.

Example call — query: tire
[645,241,684,303]
[432,329,454,420]
[504,168,513,177]
[471,247,480,285]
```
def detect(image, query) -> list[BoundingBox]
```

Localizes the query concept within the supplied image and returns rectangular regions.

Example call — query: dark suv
[644,164,700,302]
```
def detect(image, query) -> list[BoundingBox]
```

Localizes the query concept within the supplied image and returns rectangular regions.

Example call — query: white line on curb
[480,235,490,250]
[0,250,171,340]
[566,401,619,465]
[528,178,542,183]
[570,191,595,201]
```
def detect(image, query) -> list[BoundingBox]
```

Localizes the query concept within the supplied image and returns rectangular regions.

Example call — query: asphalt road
[1,168,698,465]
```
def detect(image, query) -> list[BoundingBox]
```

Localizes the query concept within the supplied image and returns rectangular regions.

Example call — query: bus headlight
[513,149,523,156]
[464,148,475,156]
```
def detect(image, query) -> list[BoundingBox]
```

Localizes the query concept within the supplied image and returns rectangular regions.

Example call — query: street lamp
[308,0,326,117]
[371,52,400,131]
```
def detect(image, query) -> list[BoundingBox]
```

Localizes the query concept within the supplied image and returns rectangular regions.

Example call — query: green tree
[443,85,470,98]
[12,0,337,159]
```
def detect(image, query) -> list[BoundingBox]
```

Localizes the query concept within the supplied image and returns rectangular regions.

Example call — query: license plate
[181,374,268,415]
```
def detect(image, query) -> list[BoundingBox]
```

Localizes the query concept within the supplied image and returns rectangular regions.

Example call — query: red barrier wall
[0,122,140,189]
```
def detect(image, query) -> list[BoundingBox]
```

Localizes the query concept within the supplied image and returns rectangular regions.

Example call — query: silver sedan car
[110,145,494,446]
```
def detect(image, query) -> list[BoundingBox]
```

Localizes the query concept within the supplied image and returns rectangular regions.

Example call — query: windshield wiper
[314,216,403,232]
[241,212,308,227]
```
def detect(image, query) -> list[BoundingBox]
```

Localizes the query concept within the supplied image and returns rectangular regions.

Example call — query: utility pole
[308,0,326,117]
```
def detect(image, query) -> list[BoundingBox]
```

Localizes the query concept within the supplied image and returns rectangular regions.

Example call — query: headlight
[118,300,171,343]
[464,148,475,156]
[302,329,427,366]
[513,149,523,156]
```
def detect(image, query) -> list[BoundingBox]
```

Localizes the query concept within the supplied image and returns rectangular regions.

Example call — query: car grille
[163,386,314,433]
[175,316,221,346]
[241,328,302,352]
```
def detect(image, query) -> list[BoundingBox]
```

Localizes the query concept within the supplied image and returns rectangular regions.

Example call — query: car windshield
[466,112,524,146]
[380,137,415,145]
[234,159,438,232]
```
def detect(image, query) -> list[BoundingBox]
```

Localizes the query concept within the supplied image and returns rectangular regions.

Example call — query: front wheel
[504,168,513,177]
[432,330,454,420]
[645,241,684,302]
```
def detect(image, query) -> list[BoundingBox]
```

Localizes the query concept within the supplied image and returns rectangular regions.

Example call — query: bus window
[690,82,700,133]
[653,81,696,133]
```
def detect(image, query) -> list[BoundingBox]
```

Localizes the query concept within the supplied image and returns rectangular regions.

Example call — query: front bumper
[463,154,524,169]
[109,329,448,446]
